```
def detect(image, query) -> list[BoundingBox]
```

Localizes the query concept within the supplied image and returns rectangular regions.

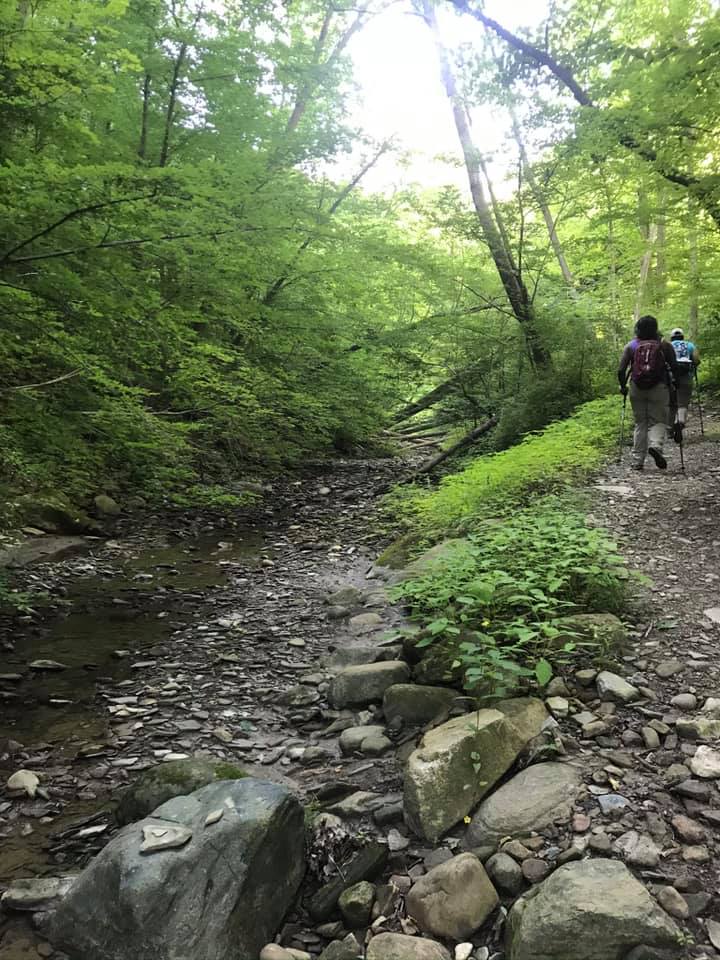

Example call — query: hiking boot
[631,463,644,472]
[672,422,685,444]
[648,447,667,470]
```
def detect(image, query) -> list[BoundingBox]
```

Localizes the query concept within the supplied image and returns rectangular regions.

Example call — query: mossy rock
[412,636,464,688]
[553,613,629,655]
[19,495,101,535]
[115,758,246,825]
[401,538,473,579]
[376,531,422,570]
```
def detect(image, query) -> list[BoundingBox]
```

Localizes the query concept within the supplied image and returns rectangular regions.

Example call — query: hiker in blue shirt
[669,327,700,439]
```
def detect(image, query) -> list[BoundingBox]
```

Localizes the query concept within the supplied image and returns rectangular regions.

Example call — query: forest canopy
[1,0,719,518]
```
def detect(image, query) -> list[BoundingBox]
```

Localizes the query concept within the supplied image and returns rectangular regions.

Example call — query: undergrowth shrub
[387,395,620,538]
[392,500,631,700]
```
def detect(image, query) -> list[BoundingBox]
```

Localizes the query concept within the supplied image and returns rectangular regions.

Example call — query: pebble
[615,830,660,867]
[522,858,551,882]
[583,720,610,738]
[588,833,612,853]
[387,829,409,852]
[647,719,670,736]
[29,659,68,671]
[572,813,591,833]
[575,669,597,687]
[684,891,712,917]
[502,839,533,862]
[655,659,684,678]
[140,824,192,853]
[423,848,453,869]
[682,844,710,863]
[260,946,296,960]
[672,780,711,800]
[597,794,631,818]
[485,852,523,896]
[641,726,661,749]
[656,886,689,920]
[621,729,643,747]
[455,946,474,960]
[546,696,569,718]
[671,693,697,711]
[7,770,40,798]
[572,710,597,727]
[690,745,720,779]
[546,677,570,697]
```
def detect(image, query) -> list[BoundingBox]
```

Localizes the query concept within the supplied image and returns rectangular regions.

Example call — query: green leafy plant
[393,499,630,700]
[387,396,621,538]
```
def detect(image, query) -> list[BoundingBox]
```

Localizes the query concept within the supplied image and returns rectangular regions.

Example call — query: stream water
[0,528,264,878]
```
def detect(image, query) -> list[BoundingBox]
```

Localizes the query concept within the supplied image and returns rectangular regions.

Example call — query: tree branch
[3,369,83,392]
[0,194,158,263]
[449,0,593,105]
[448,0,720,228]
[1,227,258,266]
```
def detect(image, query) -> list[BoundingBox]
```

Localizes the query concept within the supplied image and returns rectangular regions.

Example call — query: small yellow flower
[463,816,472,824]
[481,619,491,628]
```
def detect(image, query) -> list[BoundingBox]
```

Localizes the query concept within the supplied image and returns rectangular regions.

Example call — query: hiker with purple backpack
[618,315,679,471]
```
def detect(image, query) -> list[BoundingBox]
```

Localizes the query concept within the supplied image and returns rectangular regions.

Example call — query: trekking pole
[679,427,686,473]
[618,391,627,463]
[694,367,705,436]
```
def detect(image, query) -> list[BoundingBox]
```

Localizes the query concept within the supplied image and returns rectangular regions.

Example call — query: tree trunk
[688,203,699,339]
[423,0,551,370]
[633,190,657,322]
[511,117,576,291]
[139,73,151,160]
[159,41,188,167]
[393,376,467,424]
[402,416,498,479]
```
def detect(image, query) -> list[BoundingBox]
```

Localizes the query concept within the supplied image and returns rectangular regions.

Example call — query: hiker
[618,315,679,471]
[669,327,700,438]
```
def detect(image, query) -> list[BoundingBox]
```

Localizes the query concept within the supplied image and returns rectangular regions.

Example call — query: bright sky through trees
[348,0,550,193]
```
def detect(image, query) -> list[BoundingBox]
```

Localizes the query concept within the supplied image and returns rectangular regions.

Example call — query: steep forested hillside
[2,0,719,517]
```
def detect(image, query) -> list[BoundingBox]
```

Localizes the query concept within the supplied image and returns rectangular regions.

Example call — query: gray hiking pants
[630,382,669,467]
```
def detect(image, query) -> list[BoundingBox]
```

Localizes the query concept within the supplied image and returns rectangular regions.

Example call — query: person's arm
[692,345,701,366]
[618,345,632,392]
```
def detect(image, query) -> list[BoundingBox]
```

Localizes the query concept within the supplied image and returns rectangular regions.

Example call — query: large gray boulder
[115,757,246,826]
[406,853,498,939]
[404,698,547,842]
[366,932,450,960]
[383,684,460,725]
[45,779,305,960]
[329,661,410,707]
[506,859,682,960]
[467,762,582,847]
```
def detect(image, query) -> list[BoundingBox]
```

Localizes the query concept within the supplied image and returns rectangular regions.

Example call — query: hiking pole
[694,367,705,436]
[679,427,686,472]
[618,391,627,463]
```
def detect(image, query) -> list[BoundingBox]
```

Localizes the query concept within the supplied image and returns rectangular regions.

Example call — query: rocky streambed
[3,426,720,960]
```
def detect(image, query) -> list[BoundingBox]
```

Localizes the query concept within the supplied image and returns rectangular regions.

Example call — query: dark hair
[636,315,658,339]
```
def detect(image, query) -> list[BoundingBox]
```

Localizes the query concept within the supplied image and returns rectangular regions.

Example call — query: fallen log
[401,416,498,481]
